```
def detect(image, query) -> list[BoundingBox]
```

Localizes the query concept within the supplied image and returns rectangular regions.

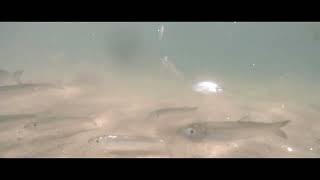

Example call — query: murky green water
[0,22,320,158]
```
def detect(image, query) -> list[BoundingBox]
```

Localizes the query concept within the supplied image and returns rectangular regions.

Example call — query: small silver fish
[29,129,94,143]
[147,106,198,119]
[0,83,63,96]
[88,134,166,153]
[23,115,93,131]
[88,134,163,144]
[0,114,38,132]
[177,117,290,142]
[0,114,37,122]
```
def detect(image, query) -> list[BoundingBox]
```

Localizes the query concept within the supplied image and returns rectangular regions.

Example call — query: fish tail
[270,120,290,139]
[272,129,288,139]
[271,120,291,128]
[13,70,24,84]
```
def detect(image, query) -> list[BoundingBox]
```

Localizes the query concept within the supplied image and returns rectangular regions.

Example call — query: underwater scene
[0,22,320,158]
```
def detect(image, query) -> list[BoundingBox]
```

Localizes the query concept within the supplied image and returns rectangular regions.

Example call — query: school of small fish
[1,24,318,158]
[0,66,299,158]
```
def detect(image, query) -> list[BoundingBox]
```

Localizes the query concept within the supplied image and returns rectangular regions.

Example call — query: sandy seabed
[0,75,320,158]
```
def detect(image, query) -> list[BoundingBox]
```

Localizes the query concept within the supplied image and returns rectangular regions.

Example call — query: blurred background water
[1,22,320,157]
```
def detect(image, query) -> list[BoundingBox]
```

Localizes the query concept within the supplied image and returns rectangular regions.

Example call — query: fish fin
[238,115,251,122]
[271,120,291,128]
[273,129,288,139]
[13,70,23,84]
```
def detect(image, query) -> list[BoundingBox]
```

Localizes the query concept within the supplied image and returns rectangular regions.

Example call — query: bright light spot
[158,25,164,40]
[233,21,237,24]
[310,147,313,151]
[252,63,255,67]
[94,118,104,127]
[230,143,239,148]
[287,147,293,152]
[108,135,117,139]
[281,104,285,109]
[226,116,230,120]
[192,81,223,94]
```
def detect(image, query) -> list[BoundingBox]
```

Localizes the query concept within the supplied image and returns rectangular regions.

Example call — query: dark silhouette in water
[105,26,143,68]
[0,69,23,85]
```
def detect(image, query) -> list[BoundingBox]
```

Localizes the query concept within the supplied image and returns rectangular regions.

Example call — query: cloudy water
[0,22,320,158]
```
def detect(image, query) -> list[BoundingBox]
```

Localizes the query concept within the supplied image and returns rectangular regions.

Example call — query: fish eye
[186,128,196,135]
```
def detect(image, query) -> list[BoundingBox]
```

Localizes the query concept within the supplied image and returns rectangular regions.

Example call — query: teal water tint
[0,22,319,95]
[1,22,320,157]
[1,22,320,99]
